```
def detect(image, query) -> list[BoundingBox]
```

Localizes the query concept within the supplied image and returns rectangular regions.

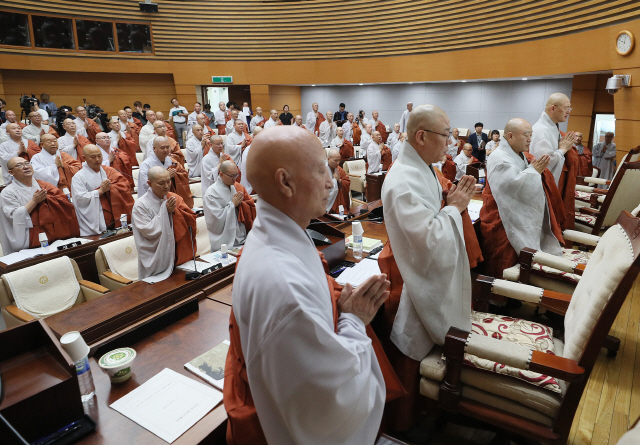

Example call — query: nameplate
[201,263,223,275]
[56,241,83,251]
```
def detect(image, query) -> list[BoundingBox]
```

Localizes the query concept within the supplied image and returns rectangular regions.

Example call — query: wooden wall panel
[250,85,270,114]
[269,86,301,121]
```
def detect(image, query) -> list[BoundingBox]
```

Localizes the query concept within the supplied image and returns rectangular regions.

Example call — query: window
[116,23,152,53]
[32,15,75,49]
[0,11,30,47]
[76,19,115,52]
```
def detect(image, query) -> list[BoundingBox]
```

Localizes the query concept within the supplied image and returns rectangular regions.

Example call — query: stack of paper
[336,258,381,287]
[345,236,383,253]
[176,260,218,273]
[199,251,238,267]
[467,200,483,223]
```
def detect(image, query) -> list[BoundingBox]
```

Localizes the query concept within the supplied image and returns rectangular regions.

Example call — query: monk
[146,120,184,165]
[370,111,388,143]
[380,104,476,432]
[453,143,479,181]
[342,112,360,145]
[71,145,135,236]
[132,166,197,283]
[249,107,266,133]
[239,127,261,194]
[22,111,59,145]
[0,157,79,254]
[305,102,325,134]
[392,132,406,162]
[108,117,139,167]
[155,111,177,141]
[117,109,140,148]
[441,152,457,183]
[387,123,401,149]
[203,160,255,251]
[214,101,228,135]
[225,119,249,165]
[0,123,41,183]
[326,148,350,214]
[360,124,373,153]
[57,118,92,162]
[223,125,388,445]
[138,136,194,208]
[95,132,134,190]
[330,127,354,162]
[447,128,464,158]
[575,132,593,176]
[74,106,101,142]
[31,134,81,192]
[263,109,281,128]
[318,111,337,146]
[292,115,307,130]
[0,110,26,130]
[202,135,230,194]
[186,113,214,141]
[125,106,143,132]
[139,110,157,152]
[185,124,210,178]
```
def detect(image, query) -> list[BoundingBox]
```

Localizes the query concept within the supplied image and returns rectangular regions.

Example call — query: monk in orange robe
[351,119,362,146]
[326,148,351,214]
[558,131,579,229]
[28,179,80,247]
[31,134,81,192]
[234,181,256,232]
[575,132,593,177]
[314,108,326,134]
[94,132,134,190]
[108,118,139,167]
[3,110,26,129]
[3,123,41,163]
[155,111,177,141]
[171,191,198,266]
[125,107,143,132]
[371,111,388,143]
[151,121,185,166]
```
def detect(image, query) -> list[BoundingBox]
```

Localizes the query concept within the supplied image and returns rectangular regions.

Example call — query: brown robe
[84,118,101,144]
[169,192,197,267]
[442,154,457,183]
[217,124,226,135]
[577,145,593,177]
[339,139,354,162]
[329,166,351,214]
[132,117,143,132]
[165,121,177,141]
[167,136,185,166]
[314,112,326,135]
[556,135,579,230]
[233,183,256,233]
[50,151,82,192]
[374,121,388,143]
[381,144,392,171]
[170,158,194,208]
[117,133,139,167]
[98,166,135,227]
[110,147,135,190]
[351,123,362,146]
[28,180,80,248]
[19,140,42,161]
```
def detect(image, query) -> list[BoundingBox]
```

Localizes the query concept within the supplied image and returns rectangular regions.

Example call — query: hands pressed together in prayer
[32,189,47,204]
[559,131,577,154]
[531,154,551,174]
[54,155,63,168]
[338,274,390,325]
[232,191,243,207]
[166,195,177,213]
[447,175,476,213]
[333,168,340,181]
[18,141,27,155]
[109,150,116,163]
[98,179,111,195]
[167,167,177,178]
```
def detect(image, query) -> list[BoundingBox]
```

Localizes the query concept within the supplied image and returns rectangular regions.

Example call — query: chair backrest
[132,168,139,185]
[180,148,187,163]
[344,160,366,178]
[457,128,470,137]
[220,134,227,144]
[191,181,203,208]
[136,152,144,165]
[195,216,210,256]
[592,166,600,178]
[98,235,138,281]
[612,146,640,180]
[596,162,640,230]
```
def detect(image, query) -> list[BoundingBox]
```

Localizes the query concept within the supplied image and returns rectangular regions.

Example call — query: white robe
[305,111,318,133]
[71,164,109,236]
[249,115,265,133]
[487,142,562,256]
[57,133,76,157]
[391,140,402,163]
[137,151,173,198]
[73,118,89,138]
[360,132,372,154]
[399,110,410,133]
[185,136,205,178]
[446,138,460,158]
[0,180,40,254]
[0,137,30,184]
[185,124,211,142]
[22,124,51,145]
[132,190,176,283]
[0,128,7,144]
[387,131,400,149]
[201,150,222,194]
[367,142,382,174]
[31,149,62,188]
[326,163,339,213]
[213,109,226,126]
[187,111,199,129]
[139,122,156,157]
[203,177,246,251]
[330,136,345,152]
[318,121,337,147]
[224,131,244,165]
[239,145,253,194]
[225,120,236,136]
[453,152,471,181]
[264,118,278,129]
[342,121,354,142]
[530,111,564,184]
[382,140,471,360]
[232,199,385,445]
[592,142,617,181]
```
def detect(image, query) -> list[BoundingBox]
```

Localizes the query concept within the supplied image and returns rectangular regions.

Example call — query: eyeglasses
[555,106,573,112]
[11,162,31,170]
[419,128,450,139]
[222,172,240,179]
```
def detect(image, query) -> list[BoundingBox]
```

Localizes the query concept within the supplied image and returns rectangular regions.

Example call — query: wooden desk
[0,232,132,283]
[365,173,385,202]
[76,298,230,445]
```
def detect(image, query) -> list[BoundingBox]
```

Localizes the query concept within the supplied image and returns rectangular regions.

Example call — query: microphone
[185,225,201,280]
[99,213,131,239]
[308,217,383,225]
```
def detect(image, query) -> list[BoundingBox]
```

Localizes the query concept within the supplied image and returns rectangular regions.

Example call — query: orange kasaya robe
[442,154,457,183]
[110,147,134,190]
[84,118,102,144]
[46,126,60,139]
[374,121,388,143]
[98,166,135,227]
[224,252,406,445]
[20,140,42,161]
[163,121,177,141]
[339,139,354,162]
[225,109,233,123]
[124,122,140,148]
[132,117,143,132]
[479,157,565,280]
[234,182,256,233]
[169,157,194,208]
[54,151,82,192]
[167,191,197,266]
[62,134,93,163]
[557,134,579,230]
[381,144,392,171]
[165,136,185,166]
[329,166,351,214]
[28,180,80,248]
[352,123,362,146]
[217,124,227,135]
[117,133,139,167]
[204,115,211,127]
[577,145,593,177]
[15,121,27,129]
[314,112,326,135]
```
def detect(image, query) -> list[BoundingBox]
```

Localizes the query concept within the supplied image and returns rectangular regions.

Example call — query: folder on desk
[345,235,383,253]
[184,340,230,391]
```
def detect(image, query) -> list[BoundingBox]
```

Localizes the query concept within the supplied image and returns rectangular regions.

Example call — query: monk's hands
[99,179,111,195]
[468,157,474,165]
[333,168,340,180]
[40,128,45,137]
[73,136,78,148]
[240,139,248,148]
[54,155,63,168]
[167,167,177,178]
[446,175,476,213]
[166,196,177,213]
[232,191,243,207]
[531,154,551,174]
[559,131,577,154]
[17,141,27,155]
[338,274,390,326]
[31,189,47,204]
[109,151,116,163]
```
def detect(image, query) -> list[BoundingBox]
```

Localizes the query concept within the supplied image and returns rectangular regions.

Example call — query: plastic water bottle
[39,233,50,253]
[60,331,95,402]
[221,244,228,259]
[120,214,128,231]
[352,221,364,260]
[75,356,96,402]
[62,187,72,203]
[339,205,345,220]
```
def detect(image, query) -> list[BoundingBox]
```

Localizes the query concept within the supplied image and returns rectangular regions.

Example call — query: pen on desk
[35,421,82,445]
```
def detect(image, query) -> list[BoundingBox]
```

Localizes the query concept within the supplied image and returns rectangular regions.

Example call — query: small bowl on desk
[98,348,137,383]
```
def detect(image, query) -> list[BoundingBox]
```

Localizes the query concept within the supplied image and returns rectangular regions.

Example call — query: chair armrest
[581,176,609,185]
[593,188,608,195]
[347,173,363,179]
[102,271,133,285]
[530,350,585,382]
[579,207,601,216]
[523,249,584,275]
[5,305,35,322]
[575,185,594,193]
[539,289,572,315]
[490,278,544,303]
[79,280,110,294]
[563,230,600,246]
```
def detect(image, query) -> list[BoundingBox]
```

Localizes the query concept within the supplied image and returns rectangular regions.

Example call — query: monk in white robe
[453,143,478,181]
[387,123,401,149]
[0,123,40,183]
[318,111,337,146]
[202,135,229,194]
[203,161,255,251]
[224,120,248,165]
[249,107,266,133]
[529,93,577,184]
[31,134,81,191]
[446,128,463,158]
[0,110,25,131]
[186,113,214,141]
[22,111,59,145]
[360,124,373,153]
[214,102,228,135]
[263,110,280,128]
[73,106,100,141]
[399,102,412,133]
[185,124,208,178]
[225,110,241,135]
[223,125,388,445]
[138,110,157,155]
[342,113,355,142]
[145,120,185,165]
[325,148,351,214]
[392,132,406,163]
[291,115,307,130]
[239,127,261,193]
[592,132,617,181]
[58,118,93,161]
[305,102,323,134]
[71,145,134,236]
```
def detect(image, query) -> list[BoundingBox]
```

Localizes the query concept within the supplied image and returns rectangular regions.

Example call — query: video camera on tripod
[19,94,38,122]
[83,99,108,131]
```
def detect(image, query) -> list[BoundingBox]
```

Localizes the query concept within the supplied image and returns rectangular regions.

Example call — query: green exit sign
[212,76,233,83]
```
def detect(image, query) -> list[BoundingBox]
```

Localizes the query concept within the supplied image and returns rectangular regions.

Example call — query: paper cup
[60,331,90,363]
[98,348,136,383]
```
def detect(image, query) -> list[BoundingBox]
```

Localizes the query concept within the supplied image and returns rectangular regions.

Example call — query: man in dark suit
[334,103,349,127]
[468,122,489,162]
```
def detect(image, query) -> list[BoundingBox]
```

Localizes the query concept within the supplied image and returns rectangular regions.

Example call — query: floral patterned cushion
[531,248,590,284]
[575,212,597,227]
[575,190,592,201]
[463,311,563,394]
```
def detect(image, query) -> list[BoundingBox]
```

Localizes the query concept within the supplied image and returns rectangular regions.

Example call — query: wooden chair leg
[603,334,620,357]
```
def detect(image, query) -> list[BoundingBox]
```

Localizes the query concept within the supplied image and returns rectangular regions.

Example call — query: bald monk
[132,166,197,283]
[155,111,177,141]
[330,127,354,162]
[71,145,135,235]
[203,160,255,251]
[0,123,40,183]
[57,118,92,162]
[74,106,101,142]
[117,109,140,148]
[440,152,457,183]
[370,131,392,172]
[480,118,564,281]
[318,111,337,146]
[95,132,134,190]
[249,107,266,132]
[225,119,249,165]
[0,110,26,130]
[223,126,388,445]
[31,134,81,192]
[454,143,479,181]
[146,120,185,165]
[360,124,373,153]
[185,124,210,178]
[202,135,231,194]
[326,148,351,214]
[125,106,143,132]
[392,132,406,162]
[214,102,228,135]
[292,115,307,130]
[108,117,139,167]
[186,113,214,141]
[138,137,194,208]
[305,102,324,135]
[22,111,59,145]
[380,104,476,432]
[263,110,281,128]
[0,157,79,254]
[139,110,157,152]
[370,111,388,143]
[225,110,241,135]
[575,132,593,176]
[342,113,361,144]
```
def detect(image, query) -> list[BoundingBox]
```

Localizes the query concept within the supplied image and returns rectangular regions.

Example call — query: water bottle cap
[38,232,48,242]
[352,221,363,236]
[120,214,127,220]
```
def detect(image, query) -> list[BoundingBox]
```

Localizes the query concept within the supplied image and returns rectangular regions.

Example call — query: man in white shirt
[387,123,401,149]
[22,112,57,145]
[318,111,337,146]
[225,119,248,165]
[185,124,207,178]
[213,101,227,135]
[592,131,617,181]
[249,107,266,133]
[529,93,577,184]
[453,143,475,181]
[169,98,188,148]
[399,102,413,133]
[201,135,227,194]
[187,102,202,130]
[223,125,388,445]
[139,110,157,154]
[342,113,355,142]
[264,109,280,128]
[360,124,373,153]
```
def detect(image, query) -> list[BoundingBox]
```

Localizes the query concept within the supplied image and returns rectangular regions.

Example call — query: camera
[56,106,73,135]
[85,103,108,130]
[605,74,631,95]
[19,94,38,120]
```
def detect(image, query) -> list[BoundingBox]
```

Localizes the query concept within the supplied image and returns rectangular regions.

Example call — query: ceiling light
[359,83,363,86]
[522,77,528,81]
[311,84,316,86]
[462,80,467,83]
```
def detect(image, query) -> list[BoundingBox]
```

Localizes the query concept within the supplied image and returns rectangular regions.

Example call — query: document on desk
[467,199,483,223]
[0,238,93,265]
[336,258,381,287]
[110,368,222,443]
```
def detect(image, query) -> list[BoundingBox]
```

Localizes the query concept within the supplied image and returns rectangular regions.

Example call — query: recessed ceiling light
[522,78,528,81]
[408,82,413,84]
[462,80,467,83]
[359,83,363,86]
[311,84,316,86]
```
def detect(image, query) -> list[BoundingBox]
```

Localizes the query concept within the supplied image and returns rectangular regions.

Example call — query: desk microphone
[307,217,383,226]
[185,225,201,280]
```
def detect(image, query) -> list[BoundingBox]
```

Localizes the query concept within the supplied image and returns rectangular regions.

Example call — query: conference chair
[195,216,210,257]
[420,211,640,445]
[136,152,144,165]
[191,181,203,208]
[180,148,187,163]
[575,146,640,203]
[95,235,138,291]
[0,256,110,329]
[220,134,227,144]
[343,159,366,196]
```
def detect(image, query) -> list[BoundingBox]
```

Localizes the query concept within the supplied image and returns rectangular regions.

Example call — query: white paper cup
[60,331,90,363]
[38,233,48,243]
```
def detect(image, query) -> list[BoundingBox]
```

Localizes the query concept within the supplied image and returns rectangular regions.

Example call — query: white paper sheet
[199,250,238,267]
[336,258,381,287]
[467,200,483,223]
[0,238,92,265]
[110,368,223,443]
[176,259,217,273]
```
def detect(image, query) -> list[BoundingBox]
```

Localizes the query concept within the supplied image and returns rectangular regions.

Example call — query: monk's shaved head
[7,157,22,170]
[545,93,570,109]
[148,165,169,182]
[153,121,165,129]
[328,148,340,158]
[504,118,530,136]
[154,136,169,148]
[210,134,223,142]
[253,126,263,136]
[545,93,572,124]
[247,126,333,227]
[82,144,101,157]
[220,160,236,175]
[504,118,532,153]
[155,111,164,120]
[406,104,447,139]
[192,124,202,130]
[406,104,450,164]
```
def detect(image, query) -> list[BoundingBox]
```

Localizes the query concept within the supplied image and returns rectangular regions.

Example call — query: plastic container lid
[99,348,137,368]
